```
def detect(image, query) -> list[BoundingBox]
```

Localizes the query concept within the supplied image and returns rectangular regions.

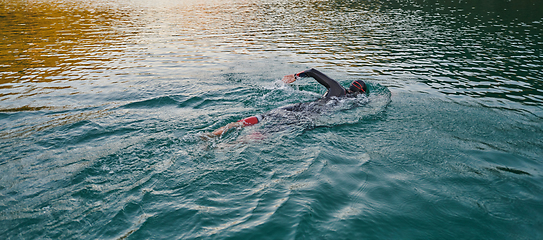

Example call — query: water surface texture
[1,0,542,239]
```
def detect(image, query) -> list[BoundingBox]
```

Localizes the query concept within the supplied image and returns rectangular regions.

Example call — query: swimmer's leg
[204,115,263,138]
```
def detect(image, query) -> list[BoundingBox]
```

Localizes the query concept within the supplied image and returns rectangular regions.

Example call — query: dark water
[1,0,542,239]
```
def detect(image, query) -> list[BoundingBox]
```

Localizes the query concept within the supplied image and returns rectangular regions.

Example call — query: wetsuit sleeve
[295,68,346,97]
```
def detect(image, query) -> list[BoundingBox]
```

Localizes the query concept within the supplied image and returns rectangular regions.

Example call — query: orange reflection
[0,0,132,85]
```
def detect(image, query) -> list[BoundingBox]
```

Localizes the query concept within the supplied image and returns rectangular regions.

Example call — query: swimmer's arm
[282,69,316,84]
[283,69,339,90]
[302,68,344,91]
[281,70,315,84]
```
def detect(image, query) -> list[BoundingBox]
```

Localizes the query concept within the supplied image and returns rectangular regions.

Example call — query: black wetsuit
[237,69,352,128]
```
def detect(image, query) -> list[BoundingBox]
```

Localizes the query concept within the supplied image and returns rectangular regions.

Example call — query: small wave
[121,96,180,109]
[494,166,531,176]
[0,105,50,112]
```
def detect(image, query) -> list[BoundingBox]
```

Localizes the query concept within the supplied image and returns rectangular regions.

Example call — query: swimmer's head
[349,80,367,94]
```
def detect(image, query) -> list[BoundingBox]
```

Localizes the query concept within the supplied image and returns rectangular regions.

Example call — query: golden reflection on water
[1,0,541,112]
[0,0,132,85]
[0,0,139,136]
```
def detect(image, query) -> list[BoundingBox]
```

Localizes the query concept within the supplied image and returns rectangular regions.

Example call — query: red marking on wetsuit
[237,116,259,126]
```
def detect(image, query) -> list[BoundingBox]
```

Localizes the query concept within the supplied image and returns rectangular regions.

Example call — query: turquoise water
[1,0,542,239]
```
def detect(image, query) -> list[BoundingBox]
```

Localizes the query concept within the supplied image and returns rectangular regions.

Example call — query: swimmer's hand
[282,74,297,84]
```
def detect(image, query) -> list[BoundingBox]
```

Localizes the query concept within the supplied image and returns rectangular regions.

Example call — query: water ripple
[1,0,542,239]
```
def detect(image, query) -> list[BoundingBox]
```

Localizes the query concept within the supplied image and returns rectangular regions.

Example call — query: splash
[314,81,392,127]
[213,81,392,143]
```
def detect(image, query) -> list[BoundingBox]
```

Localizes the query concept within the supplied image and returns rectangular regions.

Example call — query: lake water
[1,0,542,239]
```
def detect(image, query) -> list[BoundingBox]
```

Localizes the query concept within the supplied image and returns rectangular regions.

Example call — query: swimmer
[209,68,368,136]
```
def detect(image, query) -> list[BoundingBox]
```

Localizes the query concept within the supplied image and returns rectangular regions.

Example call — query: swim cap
[349,80,367,94]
